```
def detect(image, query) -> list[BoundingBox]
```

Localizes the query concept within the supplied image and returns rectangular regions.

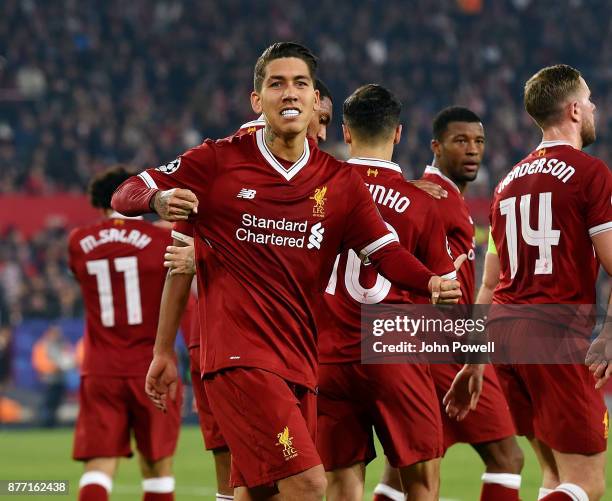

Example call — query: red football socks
[480,482,520,500]
[78,484,108,501]
[143,493,174,501]
[540,483,589,501]
[480,473,521,501]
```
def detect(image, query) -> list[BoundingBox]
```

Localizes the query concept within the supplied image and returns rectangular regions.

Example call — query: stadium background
[0,0,611,498]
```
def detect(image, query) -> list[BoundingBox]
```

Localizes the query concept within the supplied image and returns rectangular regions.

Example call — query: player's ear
[394,124,402,145]
[313,88,321,111]
[342,124,351,145]
[251,91,263,114]
[568,100,580,123]
[431,138,441,156]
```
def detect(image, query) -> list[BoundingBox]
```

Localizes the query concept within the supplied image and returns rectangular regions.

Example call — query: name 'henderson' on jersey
[112,129,435,391]
[68,216,171,376]
[491,140,612,304]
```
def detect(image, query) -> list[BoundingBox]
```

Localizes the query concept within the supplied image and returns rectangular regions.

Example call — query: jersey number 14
[86,257,143,327]
[499,192,560,279]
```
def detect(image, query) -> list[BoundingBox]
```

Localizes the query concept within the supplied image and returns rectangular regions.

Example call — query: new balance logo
[237,188,257,199]
[307,222,325,250]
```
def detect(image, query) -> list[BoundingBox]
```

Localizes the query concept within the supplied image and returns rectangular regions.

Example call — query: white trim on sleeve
[171,230,194,245]
[138,171,159,189]
[360,233,398,258]
[441,270,457,280]
[589,221,612,237]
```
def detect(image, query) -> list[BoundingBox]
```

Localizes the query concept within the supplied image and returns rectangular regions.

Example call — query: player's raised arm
[111,140,218,218]
[341,171,461,304]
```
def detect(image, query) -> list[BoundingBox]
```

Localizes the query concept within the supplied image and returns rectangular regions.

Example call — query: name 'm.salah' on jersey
[68,216,171,376]
[422,166,477,303]
[130,129,399,390]
[319,158,456,363]
[491,141,612,305]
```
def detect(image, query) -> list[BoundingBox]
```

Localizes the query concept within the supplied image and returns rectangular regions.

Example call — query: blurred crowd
[0,0,611,323]
[0,222,82,326]
[1,0,611,197]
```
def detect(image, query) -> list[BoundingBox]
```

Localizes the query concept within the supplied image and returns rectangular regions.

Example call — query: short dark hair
[253,42,318,92]
[524,64,582,128]
[89,165,135,209]
[343,84,401,143]
[316,78,333,103]
[432,106,482,140]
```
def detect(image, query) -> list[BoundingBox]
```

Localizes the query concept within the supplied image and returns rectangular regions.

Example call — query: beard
[580,119,596,148]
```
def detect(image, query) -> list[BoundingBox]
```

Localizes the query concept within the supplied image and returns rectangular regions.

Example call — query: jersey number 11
[86,256,143,327]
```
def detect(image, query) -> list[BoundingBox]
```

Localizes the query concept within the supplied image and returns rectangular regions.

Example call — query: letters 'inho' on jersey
[491,140,612,304]
[68,215,171,376]
[319,158,456,363]
[422,166,477,303]
[136,129,397,390]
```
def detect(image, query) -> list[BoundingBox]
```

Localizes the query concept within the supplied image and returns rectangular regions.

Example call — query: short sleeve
[585,160,612,238]
[137,140,218,196]
[340,170,398,256]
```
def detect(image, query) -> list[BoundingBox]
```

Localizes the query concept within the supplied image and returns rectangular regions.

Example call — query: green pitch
[0,426,609,499]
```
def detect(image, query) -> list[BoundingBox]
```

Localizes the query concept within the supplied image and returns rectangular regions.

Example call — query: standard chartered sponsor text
[236,213,310,248]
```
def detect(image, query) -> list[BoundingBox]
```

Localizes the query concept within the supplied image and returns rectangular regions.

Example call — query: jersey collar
[536,140,575,150]
[255,128,310,181]
[347,157,402,173]
[239,115,266,130]
[110,211,143,220]
[424,165,460,193]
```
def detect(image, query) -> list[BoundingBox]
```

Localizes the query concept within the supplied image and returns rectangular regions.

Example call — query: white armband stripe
[589,221,612,237]
[360,233,398,258]
[171,231,194,245]
[138,171,158,189]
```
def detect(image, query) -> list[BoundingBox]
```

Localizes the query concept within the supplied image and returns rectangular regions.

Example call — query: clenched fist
[152,188,199,221]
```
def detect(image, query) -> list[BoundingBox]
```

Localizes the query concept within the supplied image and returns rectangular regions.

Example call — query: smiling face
[432,121,485,186]
[250,57,319,139]
[307,96,333,144]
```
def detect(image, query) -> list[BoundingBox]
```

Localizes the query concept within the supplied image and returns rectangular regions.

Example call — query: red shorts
[189,347,227,450]
[490,318,607,454]
[317,363,443,470]
[204,368,321,488]
[73,375,182,461]
[430,364,515,451]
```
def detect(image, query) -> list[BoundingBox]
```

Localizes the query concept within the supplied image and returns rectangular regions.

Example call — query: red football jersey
[491,141,612,304]
[422,166,477,303]
[68,215,172,376]
[319,158,456,363]
[131,129,398,390]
